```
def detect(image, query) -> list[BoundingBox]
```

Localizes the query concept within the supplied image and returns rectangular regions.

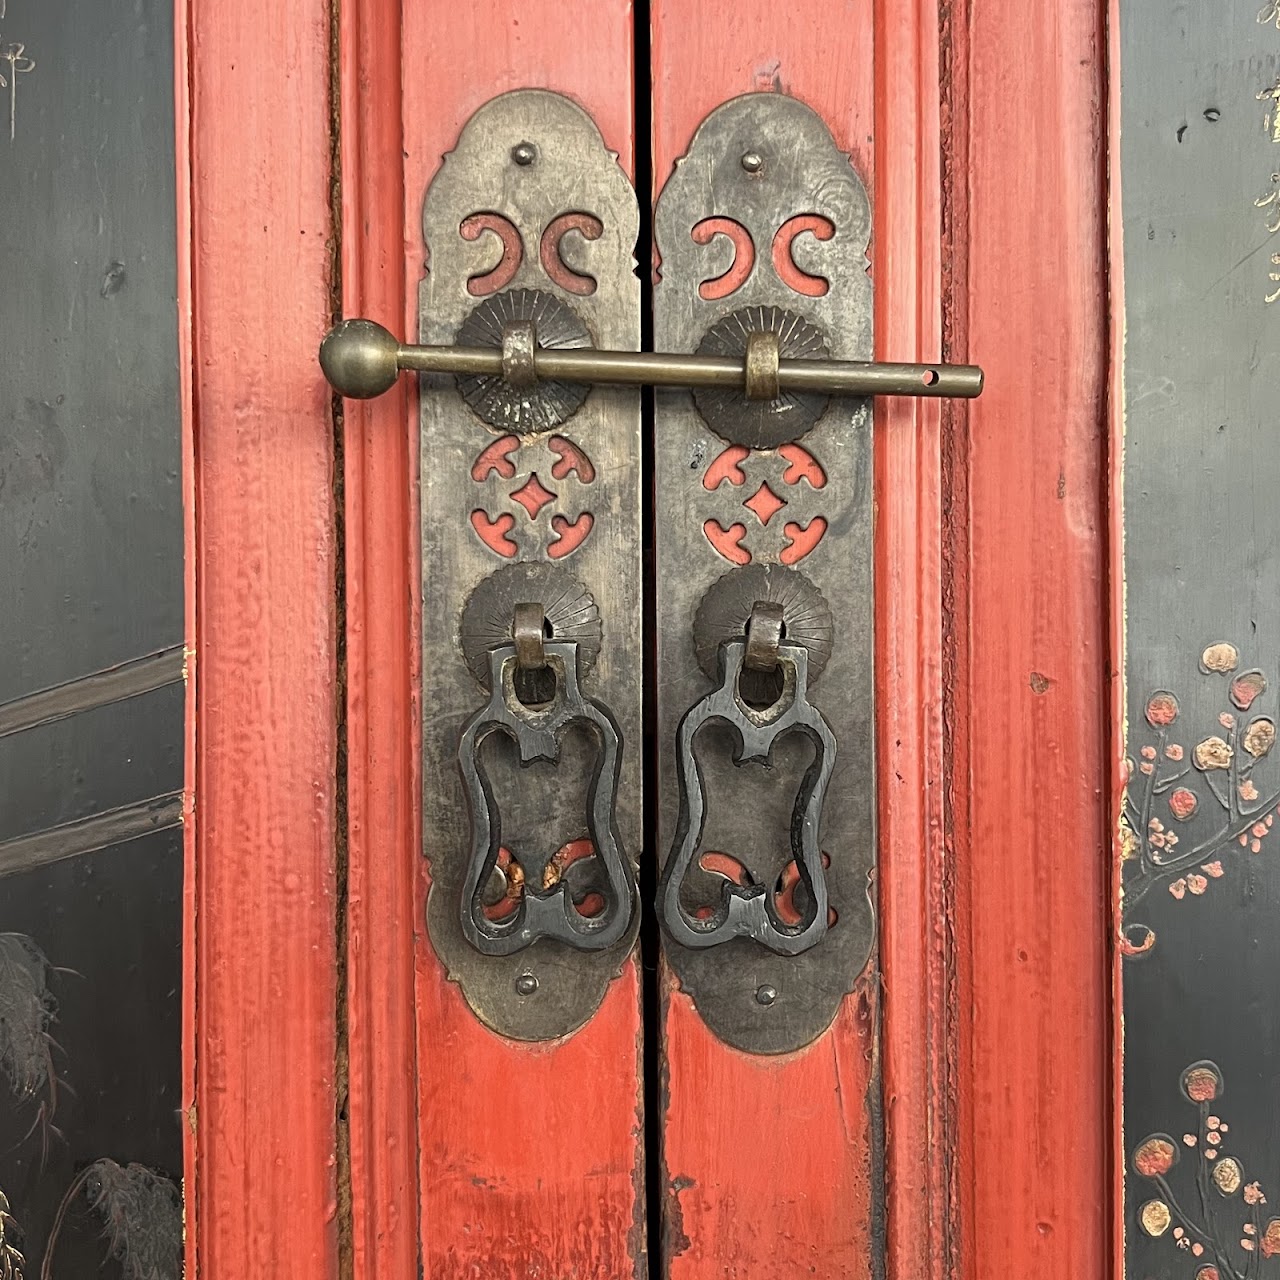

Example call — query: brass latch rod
[320,318,984,402]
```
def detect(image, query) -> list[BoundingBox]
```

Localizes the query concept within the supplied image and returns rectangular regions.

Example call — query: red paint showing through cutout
[743,482,786,526]
[549,436,596,482]
[778,443,827,488]
[772,214,833,297]
[702,444,750,490]
[548,513,593,559]
[703,519,750,564]
[780,517,826,564]
[509,473,556,520]
[540,213,602,296]
[692,217,754,300]
[471,511,518,557]
[472,435,520,482]
[460,212,522,296]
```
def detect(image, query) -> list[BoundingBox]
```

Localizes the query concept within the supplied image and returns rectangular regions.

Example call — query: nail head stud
[755,983,778,1006]
[741,151,764,174]
[512,141,537,166]
[515,972,539,995]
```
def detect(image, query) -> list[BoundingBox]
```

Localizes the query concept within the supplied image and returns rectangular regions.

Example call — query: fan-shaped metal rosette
[455,288,594,433]
[459,563,602,688]
[692,564,833,684]
[693,305,831,448]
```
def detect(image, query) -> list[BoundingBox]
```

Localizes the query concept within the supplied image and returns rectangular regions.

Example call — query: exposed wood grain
[650,6,881,1277]
[400,5,645,1275]
[188,1,339,1274]
[955,3,1110,1278]
[338,2,421,1277]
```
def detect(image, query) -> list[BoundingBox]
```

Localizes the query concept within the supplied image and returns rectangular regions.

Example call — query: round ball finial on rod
[319,319,402,399]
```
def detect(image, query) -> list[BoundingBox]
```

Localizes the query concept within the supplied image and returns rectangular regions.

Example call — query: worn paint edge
[1105,0,1127,1273]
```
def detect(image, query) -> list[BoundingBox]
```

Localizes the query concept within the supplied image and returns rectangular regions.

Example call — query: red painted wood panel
[397,6,645,1276]
[650,7,881,1277]
[187,1,340,1275]
[338,2,421,1277]
[954,3,1110,1280]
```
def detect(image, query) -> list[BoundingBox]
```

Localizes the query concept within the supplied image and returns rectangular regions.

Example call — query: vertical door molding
[955,2,1111,1279]
[337,1,422,1277]
[395,6,646,1275]
[188,0,341,1274]
[873,2,955,1279]
[650,7,883,1275]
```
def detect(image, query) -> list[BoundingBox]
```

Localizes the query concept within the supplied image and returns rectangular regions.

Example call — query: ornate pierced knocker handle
[660,635,836,956]
[458,639,635,955]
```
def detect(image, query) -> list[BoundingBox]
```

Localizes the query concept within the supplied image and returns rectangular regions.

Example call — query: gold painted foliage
[0,1188,24,1280]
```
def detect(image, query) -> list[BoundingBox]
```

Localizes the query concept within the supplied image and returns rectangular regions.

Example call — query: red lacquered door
[188,2,1110,1278]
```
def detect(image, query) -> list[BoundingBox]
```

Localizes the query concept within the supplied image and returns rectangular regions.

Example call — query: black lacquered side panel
[1120,10,1280,1277]
[0,1,183,1275]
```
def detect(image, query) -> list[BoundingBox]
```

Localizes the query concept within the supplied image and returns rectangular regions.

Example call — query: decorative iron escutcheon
[416,91,642,1040]
[653,94,877,1054]
[320,89,981,1047]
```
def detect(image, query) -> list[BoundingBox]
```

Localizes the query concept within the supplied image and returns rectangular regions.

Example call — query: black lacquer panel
[1121,8,1280,1278]
[0,1,183,1276]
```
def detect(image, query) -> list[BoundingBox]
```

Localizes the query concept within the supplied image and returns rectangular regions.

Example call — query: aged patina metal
[653,93,878,1054]
[414,89,642,1041]
[660,638,837,956]
[321,313,983,402]
[458,641,634,956]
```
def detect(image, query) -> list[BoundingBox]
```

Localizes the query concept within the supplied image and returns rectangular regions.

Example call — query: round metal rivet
[740,151,764,173]
[755,984,778,1006]
[515,973,539,996]
[512,141,537,166]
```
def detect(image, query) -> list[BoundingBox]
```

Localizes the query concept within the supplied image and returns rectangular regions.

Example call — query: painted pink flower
[1169,788,1198,820]
[1202,861,1224,877]
[1166,744,1185,761]
[1183,1064,1222,1102]
[1170,879,1187,899]
[1241,780,1260,802]
[1232,670,1268,711]
[1221,712,1237,729]
[1261,1218,1280,1258]
[1141,745,1158,760]
[1134,1136,1179,1177]
[1245,1181,1266,1205]
[1146,692,1180,726]
[1187,875,1208,895]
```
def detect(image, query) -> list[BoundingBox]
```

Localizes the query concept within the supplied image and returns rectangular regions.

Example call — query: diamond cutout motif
[743,482,786,526]
[510,473,556,520]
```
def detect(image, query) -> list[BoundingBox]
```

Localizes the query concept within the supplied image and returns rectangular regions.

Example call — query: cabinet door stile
[397,5,647,1276]
[649,8,883,1276]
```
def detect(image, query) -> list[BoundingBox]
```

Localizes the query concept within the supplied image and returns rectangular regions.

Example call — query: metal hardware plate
[654,93,876,1054]
[420,90,641,1040]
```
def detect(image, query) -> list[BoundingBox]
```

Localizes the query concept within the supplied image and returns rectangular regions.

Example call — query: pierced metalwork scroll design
[459,642,634,954]
[654,93,876,1054]
[661,639,836,954]
[419,90,641,1041]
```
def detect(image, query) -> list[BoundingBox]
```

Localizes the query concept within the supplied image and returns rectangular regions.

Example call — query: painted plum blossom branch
[1121,643,1280,956]
[1133,1062,1278,1280]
